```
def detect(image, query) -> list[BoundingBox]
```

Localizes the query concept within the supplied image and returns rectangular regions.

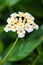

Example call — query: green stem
[0,37,18,65]
[32,55,39,65]
[32,47,40,65]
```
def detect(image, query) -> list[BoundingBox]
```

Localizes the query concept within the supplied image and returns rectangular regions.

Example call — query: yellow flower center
[10,18,14,24]
[15,22,19,24]
[20,30,23,33]
[14,26,17,29]
[19,23,24,27]
[8,26,11,29]
[11,21,14,23]
[27,26,29,29]
[32,24,35,26]
[25,26,30,29]
[20,24,23,27]
[19,13,23,16]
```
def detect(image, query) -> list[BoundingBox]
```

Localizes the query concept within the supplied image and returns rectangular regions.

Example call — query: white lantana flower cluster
[4,12,39,38]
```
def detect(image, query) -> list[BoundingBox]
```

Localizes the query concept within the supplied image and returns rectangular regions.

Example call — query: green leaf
[5,0,20,6]
[0,0,20,11]
[3,62,11,65]
[0,56,1,61]
[0,25,4,34]
[7,38,42,61]
[7,31,17,39]
[29,29,43,39]
[36,53,43,65]
[20,0,43,18]
[41,0,43,4]
[0,41,4,54]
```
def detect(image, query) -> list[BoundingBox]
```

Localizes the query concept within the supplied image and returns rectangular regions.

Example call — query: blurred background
[0,0,43,65]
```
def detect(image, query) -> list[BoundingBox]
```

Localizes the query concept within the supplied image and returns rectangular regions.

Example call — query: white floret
[24,24,33,33]
[4,24,12,32]
[18,34,25,38]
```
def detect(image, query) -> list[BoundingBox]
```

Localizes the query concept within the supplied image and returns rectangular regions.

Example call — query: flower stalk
[0,37,18,65]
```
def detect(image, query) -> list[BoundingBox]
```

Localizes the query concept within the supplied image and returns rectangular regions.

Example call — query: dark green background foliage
[0,0,43,65]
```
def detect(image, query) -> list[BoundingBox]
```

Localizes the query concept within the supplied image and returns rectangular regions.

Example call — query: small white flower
[17,28,25,35]
[17,28,25,38]
[4,24,12,32]
[18,22,24,28]
[24,12,30,16]
[10,13,18,18]
[12,24,18,32]
[7,17,15,25]
[18,12,24,17]
[24,24,33,33]
[36,25,39,30]
[29,16,35,20]
[27,20,34,25]
[32,23,39,30]
[18,34,25,38]
[27,16,35,21]
[4,27,8,32]
[23,12,31,19]
[23,12,35,20]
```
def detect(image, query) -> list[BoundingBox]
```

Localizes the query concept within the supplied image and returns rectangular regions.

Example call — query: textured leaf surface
[5,0,20,6]
[8,38,42,61]
[29,29,43,39]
